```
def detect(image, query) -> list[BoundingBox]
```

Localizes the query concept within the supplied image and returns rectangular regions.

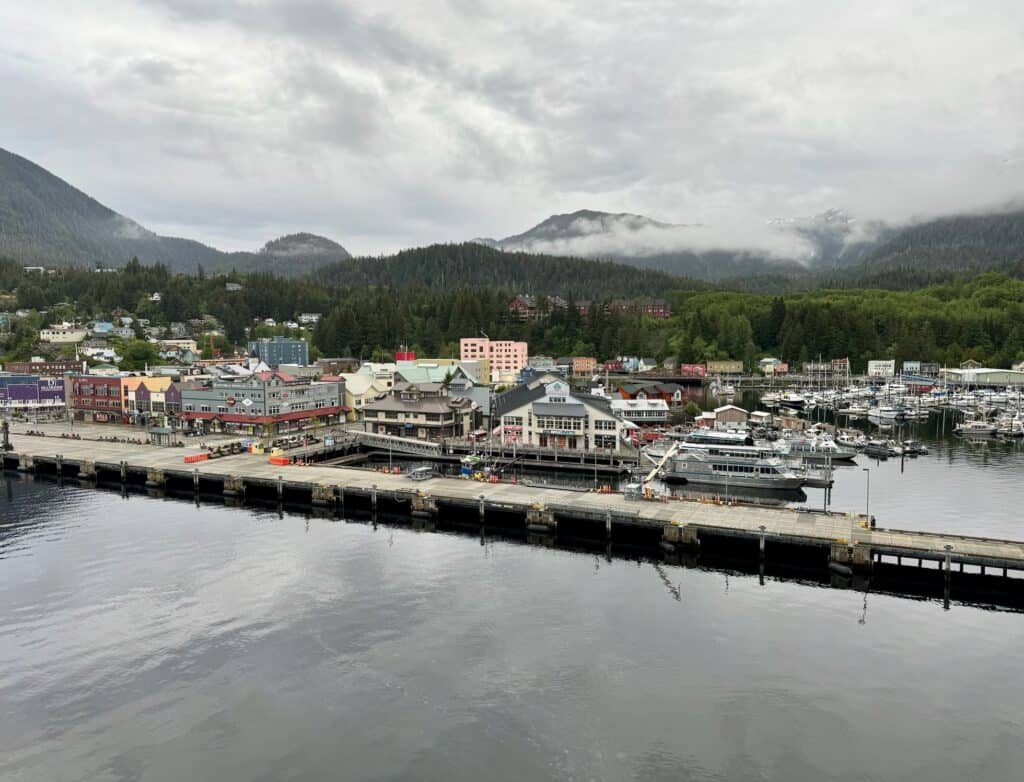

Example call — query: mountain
[855,209,1024,272]
[0,147,349,275]
[311,242,702,299]
[477,208,823,282]
[260,233,350,260]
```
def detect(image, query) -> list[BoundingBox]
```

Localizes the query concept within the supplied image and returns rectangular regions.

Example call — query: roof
[494,382,546,417]
[714,404,748,414]
[342,373,389,396]
[253,370,296,383]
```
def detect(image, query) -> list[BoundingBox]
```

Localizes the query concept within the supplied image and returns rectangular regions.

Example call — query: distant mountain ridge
[476,206,1024,284]
[0,148,349,274]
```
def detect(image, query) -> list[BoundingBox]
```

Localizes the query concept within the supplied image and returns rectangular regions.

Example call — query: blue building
[247,336,310,367]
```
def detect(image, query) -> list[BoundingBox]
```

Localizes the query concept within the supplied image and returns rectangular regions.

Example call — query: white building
[495,379,626,451]
[39,324,88,344]
[610,398,669,426]
[867,359,896,378]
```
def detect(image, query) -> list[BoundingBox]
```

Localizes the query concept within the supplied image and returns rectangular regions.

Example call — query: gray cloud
[3,0,1024,256]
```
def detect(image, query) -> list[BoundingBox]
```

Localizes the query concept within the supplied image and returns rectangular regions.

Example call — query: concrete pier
[6,435,1024,583]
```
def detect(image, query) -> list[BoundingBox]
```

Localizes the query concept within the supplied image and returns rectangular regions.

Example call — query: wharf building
[0,374,66,415]
[178,371,346,437]
[494,379,627,451]
[360,381,477,441]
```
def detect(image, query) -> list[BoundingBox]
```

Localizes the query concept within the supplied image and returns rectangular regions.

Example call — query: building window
[200,405,211,413]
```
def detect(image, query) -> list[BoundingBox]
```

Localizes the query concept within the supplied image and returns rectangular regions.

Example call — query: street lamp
[862,467,870,523]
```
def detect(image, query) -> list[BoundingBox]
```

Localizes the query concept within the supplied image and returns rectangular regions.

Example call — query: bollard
[277,475,283,502]
[605,509,612,539]
[479,494,486,523]
[120,460,127,483]
[371,484,378,512]
[193,468,200,493]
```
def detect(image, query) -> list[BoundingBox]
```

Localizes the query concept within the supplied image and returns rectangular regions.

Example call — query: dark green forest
[4,247,1024,371]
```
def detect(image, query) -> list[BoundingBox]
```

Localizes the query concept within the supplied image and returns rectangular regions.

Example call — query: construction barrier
[268,456,290,466]
[183,453,210,464]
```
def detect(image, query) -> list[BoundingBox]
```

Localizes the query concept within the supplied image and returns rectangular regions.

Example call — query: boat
[658,450,806,490]
[778,392,807,411]
[835,429,868,449]
[864,439,902,458]
[954,419,998,437]
[867,405,908,423]
[900,439,929,456]
[684,429,754,446]
[781,435,859,463]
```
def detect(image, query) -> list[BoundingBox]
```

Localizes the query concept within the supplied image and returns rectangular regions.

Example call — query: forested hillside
[3,256,1022,371]
[859,210,1024,271]
[312,243,695,300]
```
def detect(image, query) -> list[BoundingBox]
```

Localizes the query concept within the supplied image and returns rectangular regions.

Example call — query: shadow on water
[7,471,1024,615]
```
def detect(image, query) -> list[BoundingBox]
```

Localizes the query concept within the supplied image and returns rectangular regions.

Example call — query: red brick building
[70,376,125,423]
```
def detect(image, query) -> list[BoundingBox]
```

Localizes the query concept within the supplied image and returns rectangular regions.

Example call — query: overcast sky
[3,0,1024,256]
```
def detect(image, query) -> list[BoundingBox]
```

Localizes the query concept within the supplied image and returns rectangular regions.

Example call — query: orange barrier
[268,456,290,466]
[183,453,209,464]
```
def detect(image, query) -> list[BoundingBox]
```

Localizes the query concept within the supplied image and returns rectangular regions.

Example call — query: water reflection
[3,482,1024,782]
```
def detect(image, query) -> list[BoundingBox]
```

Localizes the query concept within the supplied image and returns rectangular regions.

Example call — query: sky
[3,0,1024,256]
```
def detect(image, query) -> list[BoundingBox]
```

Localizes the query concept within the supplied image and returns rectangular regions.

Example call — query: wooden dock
[5,435,1024,583]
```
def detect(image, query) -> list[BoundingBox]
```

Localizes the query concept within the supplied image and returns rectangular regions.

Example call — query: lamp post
[862,467,870,523]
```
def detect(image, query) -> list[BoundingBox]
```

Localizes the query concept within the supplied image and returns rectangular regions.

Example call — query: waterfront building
[706,360,744,375]
[360,384,476,441]
[609,398,669,426]
[867,359,896,378]
[617,382,686,406]
[495,379,626,451]
[939,366,1024,387]
[0,375,65,413]
[178,371,345,435]
[70,375,125,423]
[571,357,597,376]
[247,336,310,367]
[122,377,174,423]
[337,372,391,419]
[459,337,528,382]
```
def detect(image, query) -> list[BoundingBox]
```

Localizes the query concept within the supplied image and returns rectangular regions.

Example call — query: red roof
[253,370,296,383]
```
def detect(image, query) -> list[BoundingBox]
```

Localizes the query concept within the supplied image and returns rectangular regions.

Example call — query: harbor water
[2,423,1024,782]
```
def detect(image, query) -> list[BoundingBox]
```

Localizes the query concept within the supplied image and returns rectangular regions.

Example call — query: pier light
[862,467,870,523]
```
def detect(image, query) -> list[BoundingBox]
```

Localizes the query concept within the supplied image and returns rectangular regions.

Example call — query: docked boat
[781,435,859,463]
[835,429,868,449]
[864,439,902,458]
[659,451,806,490]
[684,429,754,446]
[778,392,807,411]
[954,419,998,437]
[900,439,929,456]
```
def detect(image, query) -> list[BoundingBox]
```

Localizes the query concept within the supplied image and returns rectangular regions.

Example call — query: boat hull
[662,472,806,491]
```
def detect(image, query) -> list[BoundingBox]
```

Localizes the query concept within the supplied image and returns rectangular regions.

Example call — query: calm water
[2,433,1024,781]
